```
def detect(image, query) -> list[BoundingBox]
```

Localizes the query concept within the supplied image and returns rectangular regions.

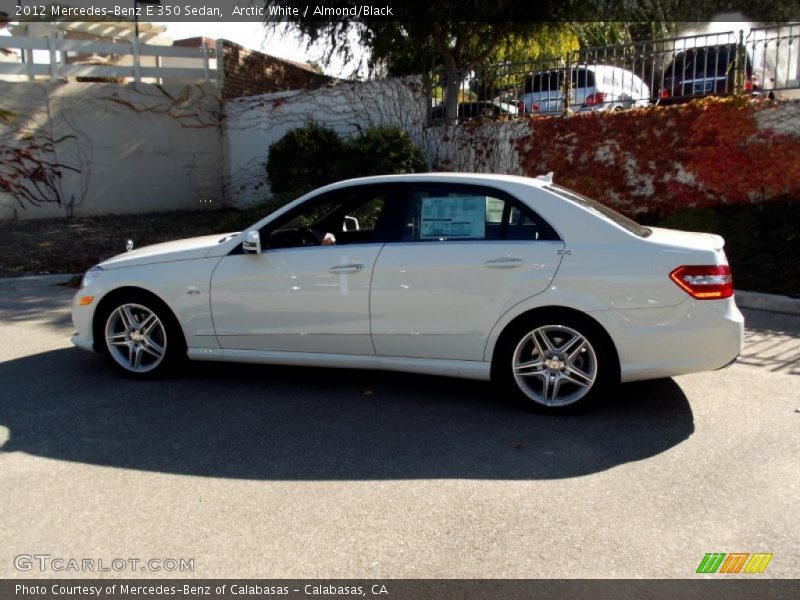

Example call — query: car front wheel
[497,315,614,412]
[100,294,184,377]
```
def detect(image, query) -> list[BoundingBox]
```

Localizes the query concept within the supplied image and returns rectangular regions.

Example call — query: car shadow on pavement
[0,287,74,330]
[0,348,695,480]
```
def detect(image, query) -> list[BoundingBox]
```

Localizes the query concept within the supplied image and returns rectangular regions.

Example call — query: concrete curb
[735,289,800,316]
[0,273,79,291]
[0,275,798,316]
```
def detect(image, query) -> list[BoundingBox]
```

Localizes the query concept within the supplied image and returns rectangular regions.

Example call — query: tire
[494,313,616,413]
[97,291,186,378]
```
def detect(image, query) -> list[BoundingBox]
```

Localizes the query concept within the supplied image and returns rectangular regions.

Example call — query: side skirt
[187,348,491,381]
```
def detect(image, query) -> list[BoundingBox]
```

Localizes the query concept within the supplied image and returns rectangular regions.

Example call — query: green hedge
[653,201,799,296]
[267,123,426,203]
[222,125,426,232]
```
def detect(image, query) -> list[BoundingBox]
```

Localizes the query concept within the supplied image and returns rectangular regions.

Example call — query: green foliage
[658,206,721,232]
[253,124,427,233]
[340,127,426,179]
[656,201,800,296]
[269,4,584,117]
[216,198,286,233]
[490,26,580,64]
[266,122,345,203]
[270,1,800,79]
[266,123,426,200]
[570,22,634,48]
[265,122,426,210]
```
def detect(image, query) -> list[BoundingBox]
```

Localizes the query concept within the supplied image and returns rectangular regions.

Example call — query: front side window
[263,186,392,250]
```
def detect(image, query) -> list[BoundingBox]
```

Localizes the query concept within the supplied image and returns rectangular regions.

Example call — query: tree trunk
[443,70,462,120]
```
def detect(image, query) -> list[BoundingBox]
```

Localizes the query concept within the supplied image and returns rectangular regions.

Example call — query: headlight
[81,266,103,289]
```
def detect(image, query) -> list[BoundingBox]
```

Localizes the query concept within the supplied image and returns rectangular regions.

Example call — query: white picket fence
[0,34,218,83]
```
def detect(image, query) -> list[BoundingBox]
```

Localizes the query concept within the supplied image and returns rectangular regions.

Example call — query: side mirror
[242,230,261,254]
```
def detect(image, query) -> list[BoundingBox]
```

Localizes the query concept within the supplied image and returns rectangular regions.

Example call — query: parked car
[658,43,763,103]
[431,100,518,121]
[72,173,743,412]
[518,65,651,114]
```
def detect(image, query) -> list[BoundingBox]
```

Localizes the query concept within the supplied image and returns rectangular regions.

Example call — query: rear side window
[545,185,652,238]
[525,71,563,93]
[572,69,595,88]
[399,184,559,242]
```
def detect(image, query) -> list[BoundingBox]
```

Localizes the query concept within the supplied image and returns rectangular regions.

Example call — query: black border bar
[1,1,799,23]
[4,579,800,600]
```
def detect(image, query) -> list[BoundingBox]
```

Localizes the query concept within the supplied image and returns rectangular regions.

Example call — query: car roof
[526,64,622,76]
[320,172,549,190]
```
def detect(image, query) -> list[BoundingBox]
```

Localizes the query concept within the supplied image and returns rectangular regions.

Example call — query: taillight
[670,265,734,300]
[516,100,525,114]
[744,78,753,92]
[585,92,606,106]
[660,89,671,99]
[531,103,540,112]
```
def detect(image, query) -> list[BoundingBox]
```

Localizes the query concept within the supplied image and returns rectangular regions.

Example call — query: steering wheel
[297,227,322,246]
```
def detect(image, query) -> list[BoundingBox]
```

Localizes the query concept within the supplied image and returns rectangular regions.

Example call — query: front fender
[91,258,222,351]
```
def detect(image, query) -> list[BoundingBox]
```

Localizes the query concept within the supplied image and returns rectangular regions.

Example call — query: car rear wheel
[100,293,184,377]
[497,315,614,412]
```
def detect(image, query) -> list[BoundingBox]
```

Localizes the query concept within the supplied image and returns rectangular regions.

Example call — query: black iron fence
[429,25,800,123]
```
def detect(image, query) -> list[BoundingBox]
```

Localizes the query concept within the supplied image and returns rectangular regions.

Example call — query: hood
[100,233,236,269]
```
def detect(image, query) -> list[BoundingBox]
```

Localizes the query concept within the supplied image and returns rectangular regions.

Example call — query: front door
[210,185,395,355]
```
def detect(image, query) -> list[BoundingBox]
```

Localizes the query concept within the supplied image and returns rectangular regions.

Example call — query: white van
[519,65,651,114]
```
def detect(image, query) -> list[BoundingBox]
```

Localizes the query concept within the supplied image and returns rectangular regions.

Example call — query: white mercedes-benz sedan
[72,173,743,412]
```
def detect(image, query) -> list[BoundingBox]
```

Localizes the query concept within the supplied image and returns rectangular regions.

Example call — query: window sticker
[486,197,505,223]
[420,196,486,239]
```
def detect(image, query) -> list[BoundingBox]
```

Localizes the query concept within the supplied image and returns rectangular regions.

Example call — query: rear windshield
[544,185,652,238]
[670,45,749,76]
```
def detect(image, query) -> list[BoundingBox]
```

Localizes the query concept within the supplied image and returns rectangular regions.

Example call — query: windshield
[545,185,652,238]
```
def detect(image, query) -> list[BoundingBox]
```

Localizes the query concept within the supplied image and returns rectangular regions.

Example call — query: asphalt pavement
[0,279,797,578]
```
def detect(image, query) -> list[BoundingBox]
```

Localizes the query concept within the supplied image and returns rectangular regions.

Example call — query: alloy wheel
[105,303,167,374]
[511,325,598,407]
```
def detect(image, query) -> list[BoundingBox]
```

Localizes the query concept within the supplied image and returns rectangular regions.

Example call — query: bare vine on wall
[99,83,226,207]
[1,82,225,218]
[0,133,80,209]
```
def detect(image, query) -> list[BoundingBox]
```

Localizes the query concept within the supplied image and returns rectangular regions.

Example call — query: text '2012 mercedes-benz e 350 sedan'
[72,173,743,412]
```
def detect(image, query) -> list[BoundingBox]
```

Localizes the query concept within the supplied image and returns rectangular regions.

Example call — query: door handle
[484,257,523,269]
[330,263,365,273]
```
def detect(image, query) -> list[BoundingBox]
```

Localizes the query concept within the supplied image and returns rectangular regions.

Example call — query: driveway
[0,278,798,578]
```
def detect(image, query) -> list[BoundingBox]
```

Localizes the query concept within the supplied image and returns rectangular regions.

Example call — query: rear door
[370,183,564,361]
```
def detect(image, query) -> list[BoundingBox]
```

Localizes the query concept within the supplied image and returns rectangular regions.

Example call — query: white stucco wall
[421,120,529,175]
[0,81,224,219]
[224,76,428,206]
